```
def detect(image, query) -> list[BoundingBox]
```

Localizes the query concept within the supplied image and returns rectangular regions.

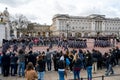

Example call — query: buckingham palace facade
[50,14,120,37]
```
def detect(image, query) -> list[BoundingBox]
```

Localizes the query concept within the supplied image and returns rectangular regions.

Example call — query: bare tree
[8,14,29,38]
[13,14,29,29]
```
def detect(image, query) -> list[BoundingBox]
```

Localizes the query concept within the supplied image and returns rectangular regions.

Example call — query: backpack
[66,58,70,66]
[57,60,65,69]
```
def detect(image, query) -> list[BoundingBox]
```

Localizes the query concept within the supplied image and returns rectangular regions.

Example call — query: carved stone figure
[3,7,9,18]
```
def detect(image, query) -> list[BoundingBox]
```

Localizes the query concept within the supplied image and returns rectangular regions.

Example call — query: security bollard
[81,78,83,80]
[102,75,104,80]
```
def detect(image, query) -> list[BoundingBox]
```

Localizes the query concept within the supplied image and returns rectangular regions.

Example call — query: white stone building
[51,14,120,37]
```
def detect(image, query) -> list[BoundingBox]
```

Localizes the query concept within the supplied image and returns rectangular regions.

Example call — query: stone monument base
[0,24,6,46]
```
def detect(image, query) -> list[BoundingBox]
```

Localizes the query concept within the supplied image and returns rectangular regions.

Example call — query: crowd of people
[0,37,120,80]
[94,39,111,47]
[2,37,87,51]
[94,37,115,47]
[68,39,87,48]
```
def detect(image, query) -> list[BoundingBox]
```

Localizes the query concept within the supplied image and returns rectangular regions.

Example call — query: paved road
[27,39,120,57]
[0,39,120,53]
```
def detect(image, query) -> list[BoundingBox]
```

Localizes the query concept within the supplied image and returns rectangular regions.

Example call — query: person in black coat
[13,43,18,52]
[97,51,103,70]
[36,54,46,80]
[10,53,18,76]
[28,41,33,50]
[115,46,120,65]
[52,52,57,71]
[27,50,36,67]
[57,56,66,80]
[85,50,93,80]
[1,52,10,77]
[105,52,114,76]
[92,49,98,74]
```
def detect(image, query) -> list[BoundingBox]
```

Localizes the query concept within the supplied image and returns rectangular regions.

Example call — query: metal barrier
[80,74,120,80]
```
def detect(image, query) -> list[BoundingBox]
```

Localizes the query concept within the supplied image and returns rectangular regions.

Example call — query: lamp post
[118,27,120,38]
[66,21,69,40]
[66,24,68,39]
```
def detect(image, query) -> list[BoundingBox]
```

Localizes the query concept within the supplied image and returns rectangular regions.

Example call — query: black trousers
[2,64,10,76]
[11,64,17,76]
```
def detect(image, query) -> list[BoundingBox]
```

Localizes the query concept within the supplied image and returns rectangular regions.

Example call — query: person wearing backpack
[78,49,85,69]
[57,55,66,80]
[64,54,70,70]
[36,54,46,80]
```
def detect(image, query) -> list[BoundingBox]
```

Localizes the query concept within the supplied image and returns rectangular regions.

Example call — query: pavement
[0,65,120,80]
[32,39,120,54]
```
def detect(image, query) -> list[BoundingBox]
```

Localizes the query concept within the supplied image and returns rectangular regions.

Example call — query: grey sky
[0,0,120,24]
[0,0,32,7]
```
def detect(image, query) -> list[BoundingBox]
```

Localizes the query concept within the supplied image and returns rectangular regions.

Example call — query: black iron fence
[69,74,120,80]
[80,74,120,80]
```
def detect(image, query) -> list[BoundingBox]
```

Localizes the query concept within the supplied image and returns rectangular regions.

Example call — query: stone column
[91,20,95,31]
[65,32,67,38]
[91,20,96,36]
[33,33,35,37]
[46,32,49,37]
[81,32,84,37]
[102,21,105,31]
[6,22,11,40]
[40,32,41,36]
[29,33,31,36]
[72,32,75,37]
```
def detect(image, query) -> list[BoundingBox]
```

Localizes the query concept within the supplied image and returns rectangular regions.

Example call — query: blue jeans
[105,62,109,71]
[38,71,45,80]
[46,60,51,71]
[87,66,92,80]
[18,62,25,76]
[58,71,65,80]
[105,64,114,76]
[0,65,2,74]
[73,70,80,80]
[10,64,16,75]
